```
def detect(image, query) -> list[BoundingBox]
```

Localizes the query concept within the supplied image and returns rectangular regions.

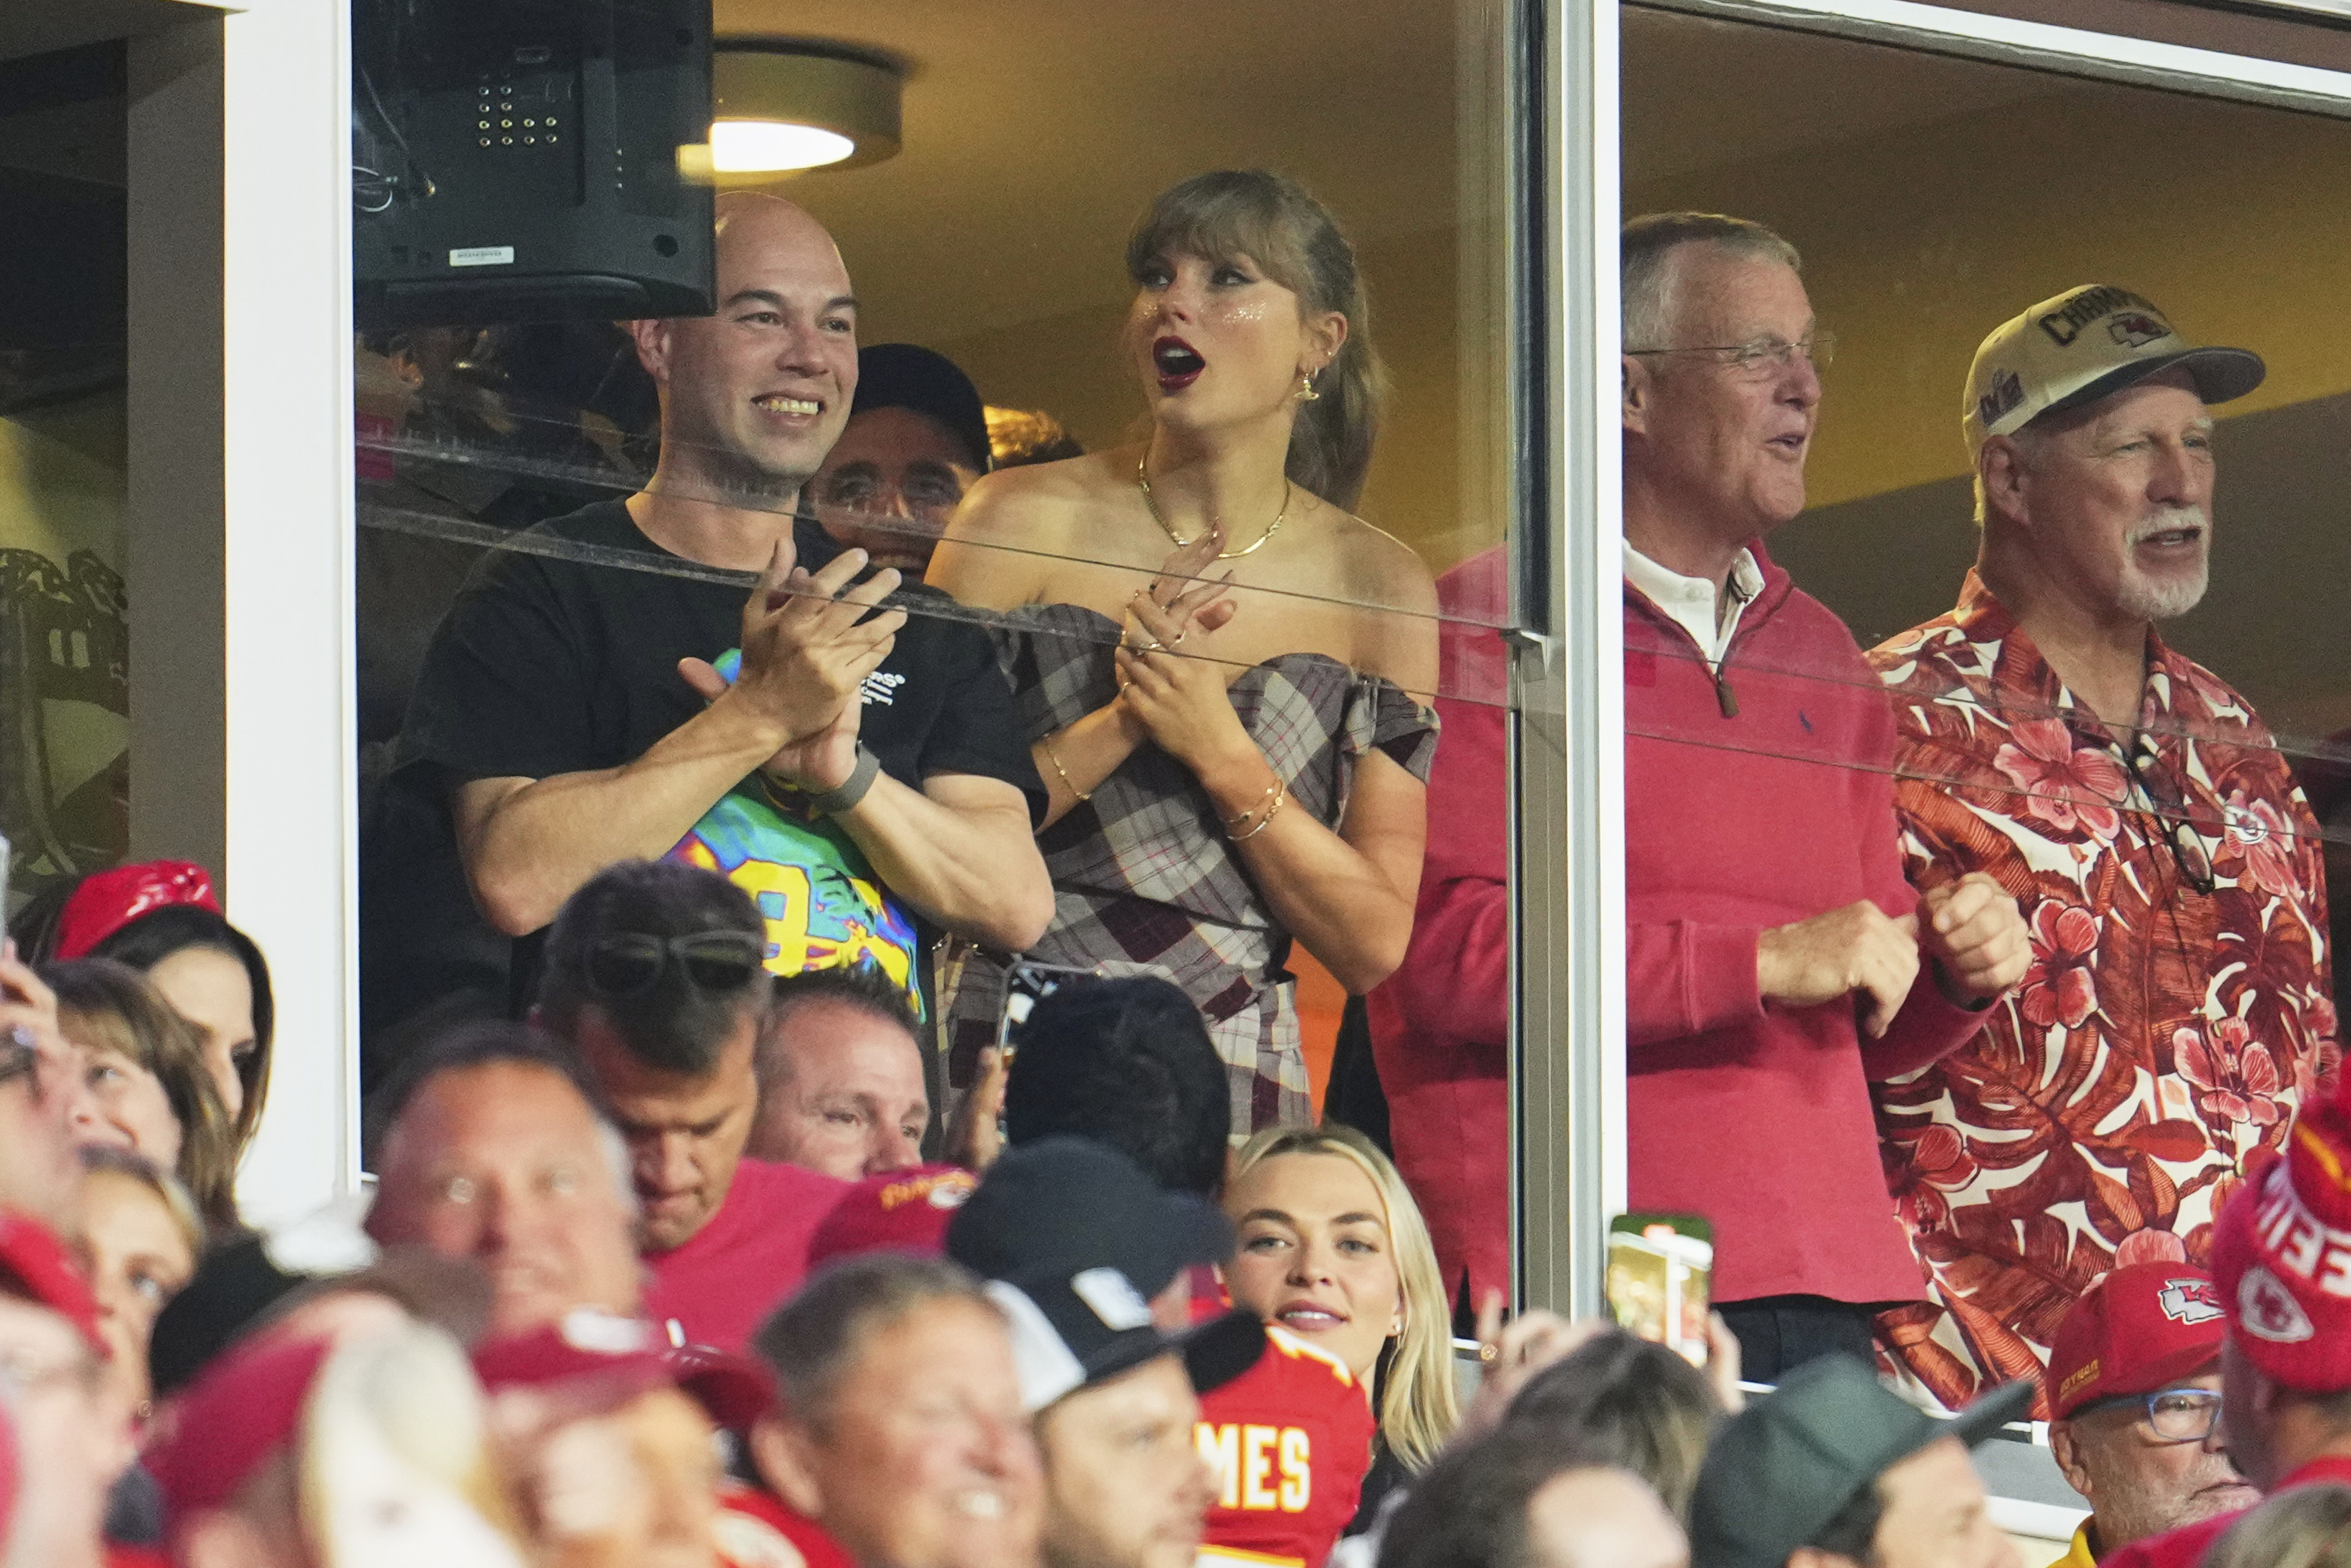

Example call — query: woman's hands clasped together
[1113,527,1249,776]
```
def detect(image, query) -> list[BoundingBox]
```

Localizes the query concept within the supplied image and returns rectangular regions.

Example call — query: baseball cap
[1962,285,2264,455]
[0,1210,102,1354]
[472,1308,775,1431]
[851,343,992,473]
[807,1164,977,1268]
[2046,1262,2226,1419]
[1688,1355,2035,1568]
[2212,1088,2351,1391]
[947,1137,1263,1411]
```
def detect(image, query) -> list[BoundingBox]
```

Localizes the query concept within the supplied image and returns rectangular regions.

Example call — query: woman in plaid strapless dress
[927,171,1439,1134]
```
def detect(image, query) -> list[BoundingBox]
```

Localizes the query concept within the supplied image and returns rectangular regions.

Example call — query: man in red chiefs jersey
[2100,1089,2351,1568]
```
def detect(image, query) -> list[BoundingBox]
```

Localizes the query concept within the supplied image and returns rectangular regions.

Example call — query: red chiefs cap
[806,1164,977,1267]
[2046,1262,2226,1419]
[147,1333,335,1520]
[2212,1088,2351,1391]
[472,1309,774,1431]
[0,1210,103,1355]
[53,861,222,960]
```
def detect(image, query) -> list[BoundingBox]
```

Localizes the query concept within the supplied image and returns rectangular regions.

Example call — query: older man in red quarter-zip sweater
[1620,213,2030,1379]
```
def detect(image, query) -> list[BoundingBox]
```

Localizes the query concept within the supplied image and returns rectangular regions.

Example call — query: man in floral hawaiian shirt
[1867,285,2337,1415]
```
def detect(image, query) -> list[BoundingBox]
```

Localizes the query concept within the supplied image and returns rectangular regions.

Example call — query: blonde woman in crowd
[1222,1123,1459,1509]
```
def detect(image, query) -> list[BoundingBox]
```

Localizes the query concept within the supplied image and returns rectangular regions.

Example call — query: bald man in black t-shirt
[397,194,1052,1022]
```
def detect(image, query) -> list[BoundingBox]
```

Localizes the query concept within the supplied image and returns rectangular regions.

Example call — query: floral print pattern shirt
[1865,573,2336,1414]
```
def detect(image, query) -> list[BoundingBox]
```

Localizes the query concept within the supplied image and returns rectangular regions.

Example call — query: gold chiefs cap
[1962,284,2264,455]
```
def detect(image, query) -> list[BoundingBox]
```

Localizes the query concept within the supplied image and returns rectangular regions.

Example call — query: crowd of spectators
[0,168,2339,1567]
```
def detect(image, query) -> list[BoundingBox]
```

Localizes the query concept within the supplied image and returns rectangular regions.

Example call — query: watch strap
[804,744,882,816]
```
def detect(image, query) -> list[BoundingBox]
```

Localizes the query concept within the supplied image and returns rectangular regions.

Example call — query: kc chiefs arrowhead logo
[2238,1266,2315,1344]
[2157,1277,2225,1326]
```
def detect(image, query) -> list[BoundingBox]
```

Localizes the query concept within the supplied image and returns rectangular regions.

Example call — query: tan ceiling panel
[712,0,1464,343]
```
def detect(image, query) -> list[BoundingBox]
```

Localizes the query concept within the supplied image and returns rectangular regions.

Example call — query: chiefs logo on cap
[2157,1277,2224,1326]
[2107,312,2173,349]
[2238,1266,2316,1344]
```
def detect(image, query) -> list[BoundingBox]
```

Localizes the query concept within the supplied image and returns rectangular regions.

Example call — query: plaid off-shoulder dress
[945,603,1439,1133]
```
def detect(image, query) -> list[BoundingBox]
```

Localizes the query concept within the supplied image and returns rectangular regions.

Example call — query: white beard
[2115,506,2210,621]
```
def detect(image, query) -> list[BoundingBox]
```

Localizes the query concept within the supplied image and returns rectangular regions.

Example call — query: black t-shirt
[396,498,1044,1013]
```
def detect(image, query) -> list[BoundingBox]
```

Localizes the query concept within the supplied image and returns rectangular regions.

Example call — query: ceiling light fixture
[679,41,903,182]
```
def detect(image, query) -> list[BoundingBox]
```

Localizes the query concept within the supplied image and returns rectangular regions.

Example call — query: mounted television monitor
[353,0,714,329]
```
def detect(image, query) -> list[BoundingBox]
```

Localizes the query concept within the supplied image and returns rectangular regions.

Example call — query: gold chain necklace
[1135,450,1291,560]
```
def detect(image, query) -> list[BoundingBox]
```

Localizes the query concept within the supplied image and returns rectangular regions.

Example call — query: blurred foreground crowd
[5,853,2351,1568]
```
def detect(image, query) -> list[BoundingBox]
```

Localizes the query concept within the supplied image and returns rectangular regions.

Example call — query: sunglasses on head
[585,931,769,999]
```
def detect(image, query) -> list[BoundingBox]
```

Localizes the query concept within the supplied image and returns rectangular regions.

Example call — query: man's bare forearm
[458,694,789,935]
[831,774,1054,951]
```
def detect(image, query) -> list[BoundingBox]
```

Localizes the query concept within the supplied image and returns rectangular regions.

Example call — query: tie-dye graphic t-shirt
[669,649,925,1015]
[399,499,1045,1011]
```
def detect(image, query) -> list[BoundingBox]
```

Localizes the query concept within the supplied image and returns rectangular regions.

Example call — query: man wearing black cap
[1865,288,2335,1409]
[1687,1356,2029,1568]
[809,342,992,576]
[947,1138,1265,1568]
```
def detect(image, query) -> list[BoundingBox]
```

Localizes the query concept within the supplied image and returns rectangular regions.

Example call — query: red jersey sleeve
[1194,1326,1378,1568]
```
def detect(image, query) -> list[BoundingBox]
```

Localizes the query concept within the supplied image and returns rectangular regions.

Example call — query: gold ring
[1478,1341,1499,1364]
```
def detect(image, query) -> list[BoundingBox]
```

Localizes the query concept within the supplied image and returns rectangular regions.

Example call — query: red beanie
[2211,1088,2351,1391]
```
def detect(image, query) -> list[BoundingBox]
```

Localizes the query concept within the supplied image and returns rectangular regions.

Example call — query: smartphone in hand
[1605,1211,1714,1367]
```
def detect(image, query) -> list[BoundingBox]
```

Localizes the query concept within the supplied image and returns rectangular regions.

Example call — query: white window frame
[127,0,358,1226]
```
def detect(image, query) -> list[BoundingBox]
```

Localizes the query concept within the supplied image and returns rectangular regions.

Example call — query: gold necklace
[1135,450,1291,560]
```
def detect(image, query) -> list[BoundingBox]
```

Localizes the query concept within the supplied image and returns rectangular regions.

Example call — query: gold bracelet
[1221,778,1281,829]
[1041,735,1090,802]
[1230,777,1288,842]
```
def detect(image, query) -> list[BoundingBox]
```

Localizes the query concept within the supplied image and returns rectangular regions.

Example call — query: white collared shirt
[1622,542,1763,667]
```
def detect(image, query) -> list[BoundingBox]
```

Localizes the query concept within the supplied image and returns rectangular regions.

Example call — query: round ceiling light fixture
[681,41,903,182]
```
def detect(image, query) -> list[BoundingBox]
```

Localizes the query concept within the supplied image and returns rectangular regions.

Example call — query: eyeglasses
[2119,734,2217,895]
[2085,1387,2223,1444]
[585,931,769,999]
[1625,331,1836,376]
